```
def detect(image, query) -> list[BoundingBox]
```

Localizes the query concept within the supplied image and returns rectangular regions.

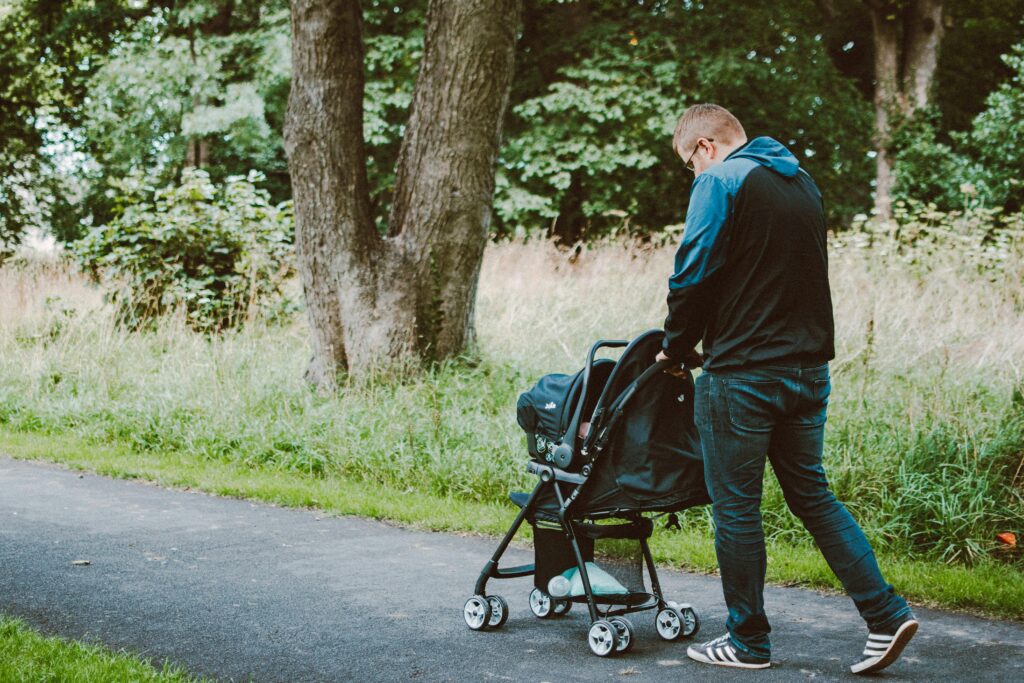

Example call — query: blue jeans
[694,364,910,660]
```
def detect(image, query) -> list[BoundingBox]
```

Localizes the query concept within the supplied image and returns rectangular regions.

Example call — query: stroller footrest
[492,563,534,579]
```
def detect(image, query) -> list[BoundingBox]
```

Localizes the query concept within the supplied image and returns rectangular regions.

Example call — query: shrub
[891,111,969,211]
[959,42,1024,212]
[74,169,294,332]
[836,201,1024,283]
[895,41,1024,213]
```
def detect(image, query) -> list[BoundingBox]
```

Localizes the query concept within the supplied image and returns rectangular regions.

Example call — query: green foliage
[496,0,873,238]
[934,0,1024,134]
[896,41,1024,214]
[891,111,968,211]
[5,0,1024,244]
[76,2,291,234]
[74,169,295,332]
[497,36,684,238]
[958,43,1024,212]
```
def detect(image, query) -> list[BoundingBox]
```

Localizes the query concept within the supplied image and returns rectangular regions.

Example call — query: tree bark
[285,0,521,387]
[864,0,944,221]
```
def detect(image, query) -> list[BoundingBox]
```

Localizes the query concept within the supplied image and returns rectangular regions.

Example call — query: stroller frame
[463,337,701,657]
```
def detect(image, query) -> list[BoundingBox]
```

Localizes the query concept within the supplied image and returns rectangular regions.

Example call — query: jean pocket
[723,380,779,432]
[792,378,830,427]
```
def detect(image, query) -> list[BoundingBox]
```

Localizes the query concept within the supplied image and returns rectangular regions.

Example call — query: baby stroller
[462,330,711,657]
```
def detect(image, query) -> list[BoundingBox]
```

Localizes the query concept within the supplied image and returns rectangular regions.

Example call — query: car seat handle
[559,339,629,469]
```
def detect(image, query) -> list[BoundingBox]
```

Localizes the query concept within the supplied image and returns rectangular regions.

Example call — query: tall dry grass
[478,239,1024,381]
[1,240,1022,564]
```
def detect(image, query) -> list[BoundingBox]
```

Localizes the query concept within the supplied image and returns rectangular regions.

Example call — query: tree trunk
[864,0,944,221]
[285,0,521,387]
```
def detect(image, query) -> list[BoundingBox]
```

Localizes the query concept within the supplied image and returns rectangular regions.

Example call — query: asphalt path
[1,457,1022,682]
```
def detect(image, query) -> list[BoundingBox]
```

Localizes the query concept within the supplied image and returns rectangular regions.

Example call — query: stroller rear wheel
[552,598,572,616]
[587,619,620,657]
[528,588,554,618]
[463,595,491,631]
[609,616,636,653]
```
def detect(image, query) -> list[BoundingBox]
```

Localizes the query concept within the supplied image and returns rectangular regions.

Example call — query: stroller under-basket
[462,330,711,657]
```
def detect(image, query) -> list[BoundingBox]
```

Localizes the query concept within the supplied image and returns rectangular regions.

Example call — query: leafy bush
[891,112,969,211]
[835,200,1024,283]
[959,42,1024,211]
[74,169,294,332]
[895,41,1024,213]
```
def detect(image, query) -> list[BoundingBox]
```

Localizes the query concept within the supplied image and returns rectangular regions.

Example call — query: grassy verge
[0,615,203,683]
[4,428,1023,621]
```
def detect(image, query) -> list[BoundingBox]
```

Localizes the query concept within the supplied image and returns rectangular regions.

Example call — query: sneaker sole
[687,644,771,669]
[850,619,919,675]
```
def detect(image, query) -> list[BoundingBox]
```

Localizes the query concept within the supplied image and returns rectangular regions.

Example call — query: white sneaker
[687,633,771,669]
[850,616,919,675]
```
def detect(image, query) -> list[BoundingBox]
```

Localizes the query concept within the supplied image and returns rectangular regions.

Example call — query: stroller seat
[508,492,557,523]
[464,330,711,657]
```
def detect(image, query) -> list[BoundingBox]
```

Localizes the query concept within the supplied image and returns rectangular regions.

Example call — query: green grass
[4,428,1023,620]
[0,615,204,683]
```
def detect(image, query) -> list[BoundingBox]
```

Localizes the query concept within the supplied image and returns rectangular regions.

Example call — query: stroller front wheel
[528,588,554,619]
[678,604,700,638]
[588,619,620,657]
[655,606,683,641]
[656,604,701,640]
[463,595,491,631]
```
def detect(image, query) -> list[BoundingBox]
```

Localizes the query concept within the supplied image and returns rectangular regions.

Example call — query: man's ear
[704,139,716,160]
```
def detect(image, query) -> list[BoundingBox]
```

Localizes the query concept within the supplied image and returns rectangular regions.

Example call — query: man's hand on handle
[655,348,701,378]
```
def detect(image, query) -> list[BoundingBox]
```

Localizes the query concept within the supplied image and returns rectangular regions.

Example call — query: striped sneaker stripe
[851,619,919,675]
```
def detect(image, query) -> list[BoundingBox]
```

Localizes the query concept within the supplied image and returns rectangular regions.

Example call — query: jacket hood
[727,136,800,178]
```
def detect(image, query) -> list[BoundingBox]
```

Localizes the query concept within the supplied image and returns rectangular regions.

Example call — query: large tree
[284,0,521,387]
[818,0,944,221]
[865,0,944,221]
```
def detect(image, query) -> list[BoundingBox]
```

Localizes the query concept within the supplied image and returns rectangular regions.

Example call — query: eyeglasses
[685,137,714,172]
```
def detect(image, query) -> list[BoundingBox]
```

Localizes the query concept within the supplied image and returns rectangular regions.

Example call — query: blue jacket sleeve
[662,174,731,360]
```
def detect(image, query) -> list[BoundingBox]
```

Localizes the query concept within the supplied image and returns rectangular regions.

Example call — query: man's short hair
[672,104,746,156]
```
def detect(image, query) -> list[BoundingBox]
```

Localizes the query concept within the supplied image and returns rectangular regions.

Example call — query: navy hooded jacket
[662,136,835,370]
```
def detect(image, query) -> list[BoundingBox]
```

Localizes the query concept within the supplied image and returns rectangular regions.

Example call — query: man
[655,104,917,674]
